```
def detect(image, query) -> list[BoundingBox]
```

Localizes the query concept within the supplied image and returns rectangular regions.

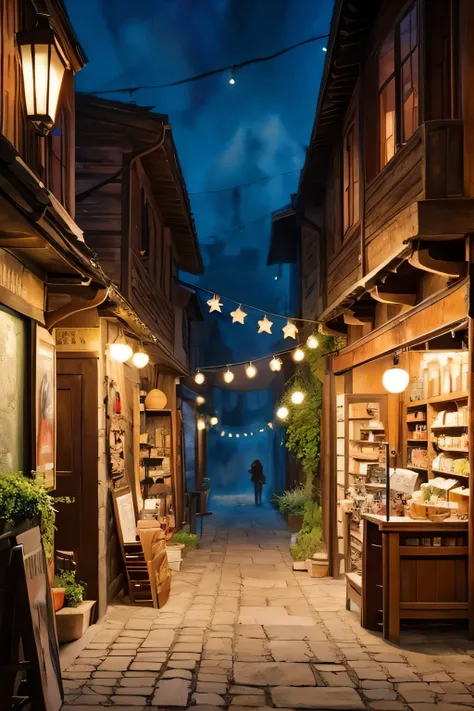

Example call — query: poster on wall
[36,327,56,490]
[0,306,25,473]
[16,526,63,711]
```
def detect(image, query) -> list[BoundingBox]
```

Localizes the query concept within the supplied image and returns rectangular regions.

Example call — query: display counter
[362,514,469,644]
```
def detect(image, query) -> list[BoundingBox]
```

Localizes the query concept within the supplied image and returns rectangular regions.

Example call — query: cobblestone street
[62,507,474,710]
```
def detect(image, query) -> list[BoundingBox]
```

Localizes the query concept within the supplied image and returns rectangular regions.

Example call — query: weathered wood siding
[131,252,174,349]
[327,229,361,307]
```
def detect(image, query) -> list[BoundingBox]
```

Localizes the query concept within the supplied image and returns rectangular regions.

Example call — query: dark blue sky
[67,0,332,365]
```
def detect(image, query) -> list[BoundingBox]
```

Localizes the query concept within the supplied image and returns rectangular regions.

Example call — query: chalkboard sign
[115,490,137,544]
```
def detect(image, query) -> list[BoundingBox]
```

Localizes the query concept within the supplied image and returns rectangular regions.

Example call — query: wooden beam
[343,311,373,326]
[46,287,109,331]
[370,286,417,307]
[409,246,466,278]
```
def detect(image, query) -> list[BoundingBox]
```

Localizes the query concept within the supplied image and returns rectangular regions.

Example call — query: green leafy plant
[54,570,85,608]
[290,500,326,561]
[278,333,345,493]
[274,484,309,516]
[0,472,72,563]
[171,532,199,548]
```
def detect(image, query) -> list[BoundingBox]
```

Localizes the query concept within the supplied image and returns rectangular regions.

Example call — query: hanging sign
[0,249,44,321]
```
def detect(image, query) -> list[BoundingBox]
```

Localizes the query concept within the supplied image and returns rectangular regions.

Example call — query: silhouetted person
[249,459,266,506]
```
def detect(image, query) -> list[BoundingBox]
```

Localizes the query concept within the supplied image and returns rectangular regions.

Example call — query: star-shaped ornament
[230,305,247,324]
[282,320,298,340]
[207,294,223,313]
[258,315,273,334]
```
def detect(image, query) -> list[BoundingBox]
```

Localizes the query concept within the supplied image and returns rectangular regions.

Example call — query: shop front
[326,278,474,642]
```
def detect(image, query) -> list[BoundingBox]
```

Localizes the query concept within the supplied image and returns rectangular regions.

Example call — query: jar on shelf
[441,357,452,395]
[428,360,441,398]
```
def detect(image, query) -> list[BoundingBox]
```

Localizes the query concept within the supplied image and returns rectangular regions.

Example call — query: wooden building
[297,0,474,640]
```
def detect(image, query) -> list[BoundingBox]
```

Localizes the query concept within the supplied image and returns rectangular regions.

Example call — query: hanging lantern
[291,391,305,405]
[109,341,133,363]
[223,368,234,383]
[132,349,149,369]
[246,362,257,378]
[17,17,69,134]
[269,356,282,372]
[277,406,289,420]
[194,371,206,385]
[382,355,409,393]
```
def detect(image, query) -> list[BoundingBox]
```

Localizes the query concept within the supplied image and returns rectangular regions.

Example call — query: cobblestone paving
[62,507,474,710]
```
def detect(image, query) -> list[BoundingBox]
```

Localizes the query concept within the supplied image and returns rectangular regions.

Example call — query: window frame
[378,2,419,171]
[342,121,360,236]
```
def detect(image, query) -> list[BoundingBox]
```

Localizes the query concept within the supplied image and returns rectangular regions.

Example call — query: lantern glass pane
[34,44,50,115]
[19,44,35,115]
[48,44,65,123]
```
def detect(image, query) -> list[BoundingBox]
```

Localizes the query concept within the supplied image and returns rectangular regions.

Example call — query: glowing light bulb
[194,371,205,385]
[132,349,149,368]
[229,67,236,84]
[244,433,248,437]
[267,422,273,429]
[293,348,305,362]
[210,416,219,426]
[236,433,240,438]
[109,342,133,362]
[322,47,327,52]
[269,356,282,372]
[382,366,410,393]
[246,362,257,378]
[196,396,205,406]
[250,432,254,436]
[291,391,305,405]
[221,431,225,437]
[277,406,289,420]
[259,428,264,433]
[223,369,234,383]
[197,419,206,431]
[228,433,233,438]
[306,335,318,349]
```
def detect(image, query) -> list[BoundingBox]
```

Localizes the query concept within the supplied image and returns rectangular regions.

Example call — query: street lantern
[17,18,68,134]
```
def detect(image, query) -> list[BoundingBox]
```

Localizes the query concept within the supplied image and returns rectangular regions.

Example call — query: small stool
[196,511,213,537]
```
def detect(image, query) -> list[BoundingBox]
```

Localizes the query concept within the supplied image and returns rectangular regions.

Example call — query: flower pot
[55,600,96,643]
[306,554,329,578]
[287,513,304,532]
[166,542,184,563]
[52,587,65,612]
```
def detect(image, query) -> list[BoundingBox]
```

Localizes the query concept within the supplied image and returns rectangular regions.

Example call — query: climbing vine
[279,331,346,497]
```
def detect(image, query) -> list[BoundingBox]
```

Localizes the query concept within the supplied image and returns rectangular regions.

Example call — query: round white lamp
[277,406,289,420]
[382,356,409,393]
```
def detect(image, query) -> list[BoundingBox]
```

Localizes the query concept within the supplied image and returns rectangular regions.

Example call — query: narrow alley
[61,509,474,710]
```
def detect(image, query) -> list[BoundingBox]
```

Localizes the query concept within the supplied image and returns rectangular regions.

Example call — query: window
[379,4,418,169]
[343,123,359,233]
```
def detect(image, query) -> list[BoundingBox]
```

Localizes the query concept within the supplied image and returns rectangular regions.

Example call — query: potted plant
[54,570,95,643]
[290,500,328,575]
[274,484,308,531]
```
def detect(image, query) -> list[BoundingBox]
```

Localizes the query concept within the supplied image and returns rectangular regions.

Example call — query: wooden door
[55,356,99,601]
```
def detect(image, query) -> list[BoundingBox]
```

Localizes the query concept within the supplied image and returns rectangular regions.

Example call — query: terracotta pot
[52,587,65,612]
[144,389,168,410]
[287,513,304,532]
[306,553,329,578]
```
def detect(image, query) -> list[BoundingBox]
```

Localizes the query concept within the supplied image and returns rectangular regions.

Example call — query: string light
[132,349,149,368]
[267,422,273,429]
[250,432,254,436]
[195,371,206,385]
[223,368,234,383]
[246,362,257,378]
[229,66,236,84]
[244,433,248,437]
[197,419,206,431]
[269,356,282,372]
[307,335,319,349]
[210,416,219,426]
[293,348,305,362]
[277,406,289,420]
[228,433,233,438]
[196,396,205,406]
[236,433,240,438]
[291,391,305,405]
[221,431,225,437]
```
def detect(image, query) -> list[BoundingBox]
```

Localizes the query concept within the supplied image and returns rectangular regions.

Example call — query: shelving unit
[139,405,175,531]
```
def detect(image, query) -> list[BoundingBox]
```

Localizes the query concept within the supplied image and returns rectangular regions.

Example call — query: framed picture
[35,327,56,490]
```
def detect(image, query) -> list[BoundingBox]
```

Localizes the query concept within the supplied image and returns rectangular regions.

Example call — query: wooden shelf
[350,453,382,461]
[407,439,428,443]
[348,417,374,421]
[360,427,385,431]
[432,468,469,478]
[406,464,429,471]
[431,424,468,430]
[400,546,468,557]
[407,391,468,408]
[144,409,172,414]
[350,439,382,444]
[436,447,468,453]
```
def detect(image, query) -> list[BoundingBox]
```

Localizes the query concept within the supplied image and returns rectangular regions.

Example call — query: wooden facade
[297,0,474,638]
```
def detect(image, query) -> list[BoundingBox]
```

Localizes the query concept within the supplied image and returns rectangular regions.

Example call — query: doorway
[55,355,99,601]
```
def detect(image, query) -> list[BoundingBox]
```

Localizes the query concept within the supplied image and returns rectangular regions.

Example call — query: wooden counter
[362,514,469,644]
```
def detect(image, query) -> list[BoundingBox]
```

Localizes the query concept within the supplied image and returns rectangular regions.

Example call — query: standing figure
[249,459,266,506]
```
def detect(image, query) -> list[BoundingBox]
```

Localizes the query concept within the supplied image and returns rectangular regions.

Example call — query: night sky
[68,0,332,498]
